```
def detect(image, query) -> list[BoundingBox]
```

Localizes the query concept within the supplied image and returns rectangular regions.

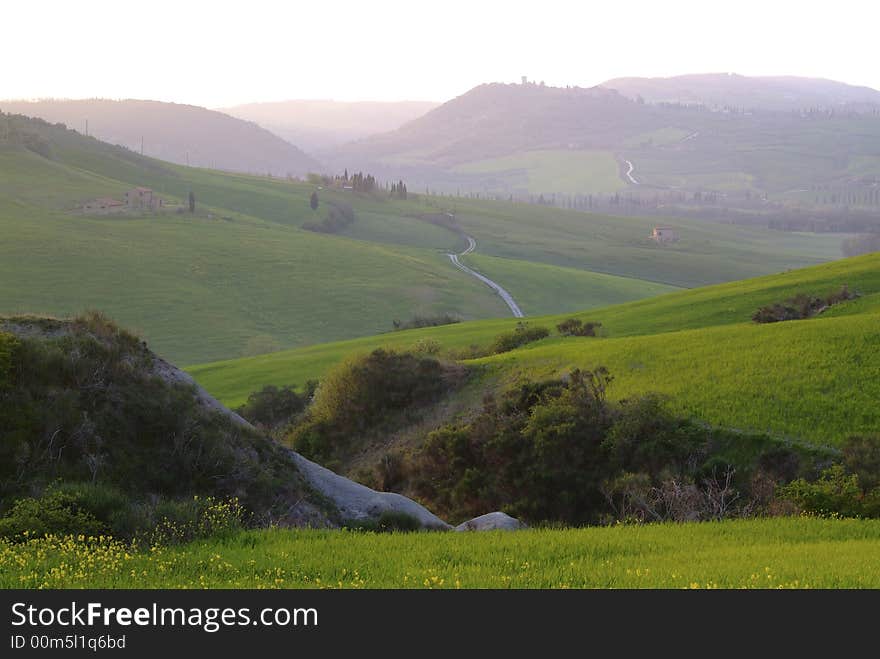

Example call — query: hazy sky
[4,0,878,107]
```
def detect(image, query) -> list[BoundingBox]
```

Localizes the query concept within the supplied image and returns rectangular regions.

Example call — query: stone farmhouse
[124,187,164,210]
[651,226,679,243]
[81,187,164,214]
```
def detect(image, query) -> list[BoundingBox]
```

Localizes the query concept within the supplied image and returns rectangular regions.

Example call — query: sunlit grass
[2,518,878,589]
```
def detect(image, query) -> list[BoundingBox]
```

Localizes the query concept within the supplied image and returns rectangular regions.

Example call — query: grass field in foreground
[3,518,878,589]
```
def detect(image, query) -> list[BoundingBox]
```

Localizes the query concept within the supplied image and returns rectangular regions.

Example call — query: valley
[2,55,880,598]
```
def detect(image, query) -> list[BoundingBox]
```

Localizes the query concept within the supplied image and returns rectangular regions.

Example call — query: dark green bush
[752,286,859,323]
[556,318,602,337]
[0,482,244,544]
[777,465,880,518]
[411,367,813,526]
[603,394,705,475]
[392,314,461,331]
[841,435,880,492]
[414,368,617,524]
[0,331,17,389]
[0,487,106,541]
[777,437,880,519]
[288,349,464,464]
[490,322,550,354]
[757,446,802,482]
[0,316,314,520]
[303,201,356,233]
[236,382,316,431]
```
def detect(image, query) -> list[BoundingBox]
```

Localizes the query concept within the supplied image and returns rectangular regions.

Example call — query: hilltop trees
[347,171,376,192]
[391,180,408,200]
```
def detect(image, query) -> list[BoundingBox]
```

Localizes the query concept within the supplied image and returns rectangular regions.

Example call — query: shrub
[490,322,550,354]
[0,483,245,544]
[392,314,460,331]
[411,368,801,526]
[303,201,355,233]
[288,349,464,464]
[373,453,408,492]
[236,382,316,430]
[0,331,18,389]
[0,317,315,521]
[603,394,705,475]
[413,368,617,524]
[757,446,802,482]
[752,286,859,323]
[412,338,441,355]
[841,435,880,492]
[447,344,490,360]
[0,488,106,541]
[309,349,454,430]
[148,496,245,545]
[777,465,872,518]
[556,318,602,337]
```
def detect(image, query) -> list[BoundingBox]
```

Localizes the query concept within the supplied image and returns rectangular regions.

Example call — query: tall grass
[2,518,878,589]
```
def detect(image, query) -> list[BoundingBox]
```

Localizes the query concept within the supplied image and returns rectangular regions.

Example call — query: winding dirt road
[447,236,524,318]
[624,159,639,185]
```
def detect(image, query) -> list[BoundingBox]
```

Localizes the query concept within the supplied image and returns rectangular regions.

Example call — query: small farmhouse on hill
[652,226,679,243]
[125,187,164,210]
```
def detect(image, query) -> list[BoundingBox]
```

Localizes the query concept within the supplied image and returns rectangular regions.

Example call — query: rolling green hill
[189,252,880,445]
[0,111,848,363]
[451,149,626,195]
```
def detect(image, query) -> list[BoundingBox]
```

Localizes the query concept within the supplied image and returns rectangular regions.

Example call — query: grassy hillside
[461,255,679,315]
[0,112,848,363]
[5,517,879,588]
[452,149,626,195]
[190,252,880,444]
[447,196,844,287]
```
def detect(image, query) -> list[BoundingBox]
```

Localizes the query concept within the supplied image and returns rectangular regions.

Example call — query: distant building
[125,187,163,210]
[82,197,125,215]
[652,226,679,243]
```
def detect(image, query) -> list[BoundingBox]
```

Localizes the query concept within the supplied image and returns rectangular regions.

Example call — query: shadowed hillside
[0,99,321,176]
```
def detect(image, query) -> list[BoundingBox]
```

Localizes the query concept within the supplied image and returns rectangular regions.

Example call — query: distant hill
[334,83,645,167]
[602,73,880,112]
[221,99,439,153]
[329,77,880,199]
[0,99,322,176]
